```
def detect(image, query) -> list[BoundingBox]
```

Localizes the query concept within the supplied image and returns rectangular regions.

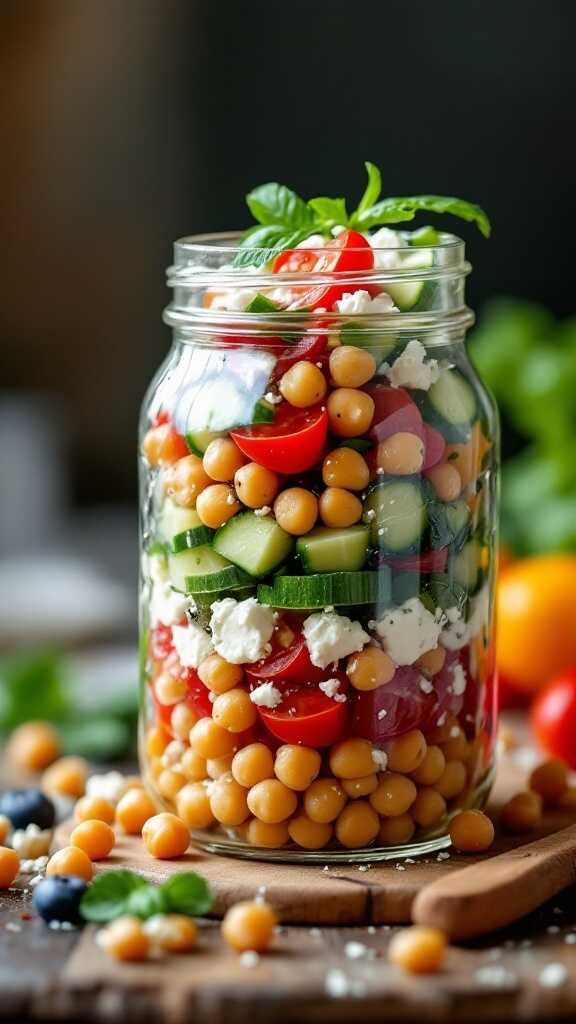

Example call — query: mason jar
[138,230,499,862]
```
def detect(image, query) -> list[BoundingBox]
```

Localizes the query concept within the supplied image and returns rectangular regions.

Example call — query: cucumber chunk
[385,250,434,311]
[186,430,226,457]
[426,369,477,441]
[213,511,294,577]
[257,570,391,609]
[168,545,233,593]
[296,525,369,573]
[159,500,214,552]
[364,479,428,554]
[452,537,481,592]
[445,500,472,551]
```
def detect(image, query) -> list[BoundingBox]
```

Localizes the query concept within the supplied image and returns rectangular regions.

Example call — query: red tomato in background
[281,230,375,311]
[255,675,350,747]
[231,403,328,473]
[531,670,576,768]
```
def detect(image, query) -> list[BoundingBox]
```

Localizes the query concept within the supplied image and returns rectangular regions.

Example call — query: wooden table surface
[2,719,576,1024]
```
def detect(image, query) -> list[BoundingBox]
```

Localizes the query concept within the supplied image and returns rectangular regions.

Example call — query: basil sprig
[235,161,491,267]
[80,869,213,923]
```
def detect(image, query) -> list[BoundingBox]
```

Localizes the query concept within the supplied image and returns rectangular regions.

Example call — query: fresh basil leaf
[160,872,213,917]
[356,196,491,238]
[410,225,440,247]
[427,574,468,613]
[80,870,149,923]
[234,226,314,268]
[246,183,314,229]
[351,161,382,222]
[60,716,132,762]
[126,885,169,920]
[244,293,282,313]
[307,196,348,226]
[0,650,69,731]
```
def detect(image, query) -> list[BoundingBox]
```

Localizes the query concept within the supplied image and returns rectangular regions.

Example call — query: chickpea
[145,726,170,758]
[449,810,495,853]
[347,647,395,691]
[318,487,363,528]
[342,774,378,799]
[212,688,257,733]
[176,783,215,830]
[164,454,211,507]
[46,846,93,882]
[0,817,11,846]
[144,914,197,953]
[557,786,576,810]
[434,760,467,800]
[274,745,321,791]
[370,773,417,817]
[209,774,250,827]
[411,747,446,787]
[42,756,88,799]
[329,738,376,780]
[335,800,379,849]
[530,759,569,805]
[196,484,240,528]
[288,813,333,850]
[500,791,542,832]
[376,432,425,476]
[247,779,298,824]
[304,778,347,823]
[279,361,327,408]
[116,789,157,834]
[74,796,115,826]
[426,463,462,502]
[322,447,369,492]
[156,769,187,801]
[416,646,446,677]
[221,900,277,953]
[142,424,187,468]
[273,488,318,535]
[171,702,199,740]
[426,713,459,745]
[441,730,469,762]
[0,847,20,889]
[189,718,237,760]
[388,926,447,975]
[179,749,207,782]
[387,731,427,774]
[6,721,60,772]
[155,673,188,706]
[99,916,150,962]
[206,755,234,780]
[142,813,190,858]
[379,813,416,846]
[70,819,115,861]
[162,739,187,768]
[232,743,275,789]
[329,346,376,388]
[327,388,375,437]
[411,788,447,828]
[198,654,243,694]
[202,437,246,481]
[234,463,279,509]
[246,818,289,849]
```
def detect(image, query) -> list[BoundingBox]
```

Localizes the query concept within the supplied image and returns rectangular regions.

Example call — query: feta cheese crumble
[371,748,388,771]
[210,596,275,664]
[319,678,347,703]
[86,771,128,806]
[441,585,489,650]
[11,824,52,859]
[333,289,397,316]
[171,621,214,669]
[451,662,467,697]
[367,227,405,268]
[303,610,369,669]
[149,581,192,628]
[249,682,283,709]
[375,598,446,666]
[383,339,440,391]
[253,506,272,517]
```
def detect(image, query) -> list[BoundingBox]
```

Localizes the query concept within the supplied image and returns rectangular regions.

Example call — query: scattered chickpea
[246,819,289,849]
[376,432,424,476]
[387,731,427,774]
[329,346,376,388]
[176,783,216,830]
[273,487,318,536]
[319,487,363,528]
[389,926,447,975]
[500,791,542,833]
[99,916,150,962]
[411,746,446,787]
[347,647,395,691]
[426,463,462,502]
[369,773,417,817]
[341,774,378,799]
[529,759,568,805]
[116,789,157,834]
[212,688,257,733]
[198,654,243,694]
[202,437,246,481]
[287,814,333,850]
[434,760,467,800]
[189,718,237,760]
[144,914,198,953]
[6,721,60,772]
[74,796,115,826]
[379,813,416,846]
[209,774,250,827]
[0,847,20,889]
[142,813,190,858]
[234,463,279,509]
[196,484,240,528]
[70,819,115,861]
[329,738,376,779]
[0,817,11,846]
[247,779,298,824]
[304,778,347,824]
[46,846,93,882]
[279,361,327,408]
[274,745,321,791]
[221,900,277,953]
[163,453,211,507]
[556,786,576,810]
[42,756,88,799]
[335,800,379,849]
[449,809,495,853]
[322,447,370,491]
[232,743,275,789]
[142,424,187,468]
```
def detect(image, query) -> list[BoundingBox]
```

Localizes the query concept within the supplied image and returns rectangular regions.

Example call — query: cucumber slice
[184,565,253,594]
[168,545,233,593]
[245,293,281,313]
[452,538,481,592]
[425,369,478,442]
[186,429,226,457]
[409,226,440,247]
[385,250,434,311]
[213,511,294,577]
[296,525,369,573]
[445,500,472,551]
[340,321,398,360]
[257,570,391,609]
[364,479,428,554]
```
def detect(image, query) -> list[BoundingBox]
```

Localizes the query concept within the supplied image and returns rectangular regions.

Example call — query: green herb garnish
[80,869,213,923]
[235,161,491,267]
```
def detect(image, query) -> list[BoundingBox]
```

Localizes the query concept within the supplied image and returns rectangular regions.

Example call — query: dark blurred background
[0,0,574,655]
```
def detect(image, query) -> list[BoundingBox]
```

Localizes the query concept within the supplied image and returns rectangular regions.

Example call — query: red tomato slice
[230,402,328,473]
[256,676,349,746]
[422,424,446,470]
[181,666,213,718]
[376,547,449,573]
[272,248,320,274]
[280,230,374,311]
[272,334,328,380]
[245,634,325,685]
[149,624,175,662]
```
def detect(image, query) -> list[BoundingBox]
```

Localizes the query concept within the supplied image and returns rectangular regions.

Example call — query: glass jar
[138,231,499,862]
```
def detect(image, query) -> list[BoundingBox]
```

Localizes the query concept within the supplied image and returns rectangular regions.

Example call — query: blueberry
[0,789,55,831]
[32,876,88,925]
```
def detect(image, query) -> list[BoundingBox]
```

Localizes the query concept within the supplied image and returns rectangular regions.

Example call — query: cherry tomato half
[230,402,328,473]
[150,624,175,662]
[245,633,325,685]
[256,676,349,746]
[531,669,576,769]
[278,230,374,311]
[272,334,328,380]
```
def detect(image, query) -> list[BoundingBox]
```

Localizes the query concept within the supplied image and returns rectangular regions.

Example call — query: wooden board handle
[412,823,576,940]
